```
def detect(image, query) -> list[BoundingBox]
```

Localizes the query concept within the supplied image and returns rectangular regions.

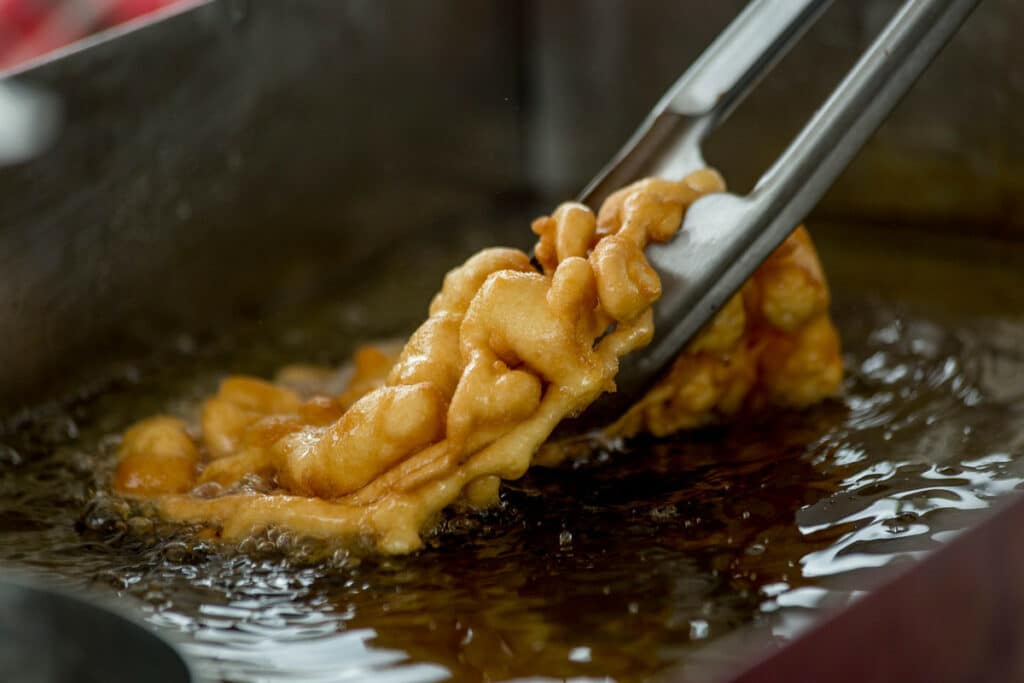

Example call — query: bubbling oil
[2,250,1024,682]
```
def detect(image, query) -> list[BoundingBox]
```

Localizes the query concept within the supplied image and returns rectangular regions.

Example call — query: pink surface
[0,0,181,69]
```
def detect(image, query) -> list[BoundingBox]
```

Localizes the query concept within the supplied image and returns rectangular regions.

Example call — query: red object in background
[0,0,181,71]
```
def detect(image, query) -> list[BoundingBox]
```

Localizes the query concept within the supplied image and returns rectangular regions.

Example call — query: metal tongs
[558,0,980,437]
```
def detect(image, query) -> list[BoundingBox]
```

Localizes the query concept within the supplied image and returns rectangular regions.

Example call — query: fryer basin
[0,574,193,683]
[2,2,1024,681]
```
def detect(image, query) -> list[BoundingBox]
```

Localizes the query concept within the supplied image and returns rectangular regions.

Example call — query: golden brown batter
[113,170,842,553]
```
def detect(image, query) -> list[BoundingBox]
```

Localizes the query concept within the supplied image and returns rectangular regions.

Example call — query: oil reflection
[1,295,1024,682]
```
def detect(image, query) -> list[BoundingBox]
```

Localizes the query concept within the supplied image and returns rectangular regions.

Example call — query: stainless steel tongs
[559,0,981,436]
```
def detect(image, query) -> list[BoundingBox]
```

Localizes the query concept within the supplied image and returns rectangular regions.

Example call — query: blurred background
[2,0,1023,410]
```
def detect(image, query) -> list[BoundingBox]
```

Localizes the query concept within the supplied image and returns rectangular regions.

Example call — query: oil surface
[2,231,1024,682]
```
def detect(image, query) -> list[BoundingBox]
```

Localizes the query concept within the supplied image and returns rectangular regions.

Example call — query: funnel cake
[113,169,842,553]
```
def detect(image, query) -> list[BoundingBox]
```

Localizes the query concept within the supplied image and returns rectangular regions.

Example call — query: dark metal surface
[0,576,192,683]
[0,0,525,414]
[719,491,1024,683]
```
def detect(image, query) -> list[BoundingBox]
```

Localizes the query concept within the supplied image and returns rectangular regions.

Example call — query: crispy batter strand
[113,169,842,553]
